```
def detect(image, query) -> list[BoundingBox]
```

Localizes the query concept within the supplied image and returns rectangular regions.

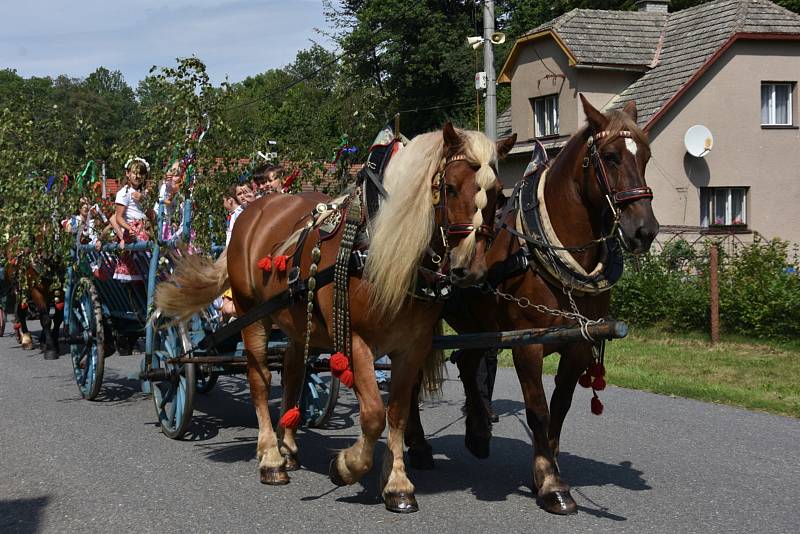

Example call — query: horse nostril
[451,267,466,279]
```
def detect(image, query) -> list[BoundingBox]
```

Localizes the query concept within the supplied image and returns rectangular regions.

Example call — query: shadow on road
[0,495,50,533]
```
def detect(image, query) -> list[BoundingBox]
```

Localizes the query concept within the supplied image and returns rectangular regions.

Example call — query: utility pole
[483,0,496,140]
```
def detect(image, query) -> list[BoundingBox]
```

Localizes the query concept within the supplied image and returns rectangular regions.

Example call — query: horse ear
[496,133,516,160]
[622,100,638,123]
[579,94,607,131]
[442,122,461,152]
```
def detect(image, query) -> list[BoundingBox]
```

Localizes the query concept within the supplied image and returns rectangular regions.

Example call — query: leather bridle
[432,154,495,241]
[586,129,654,214]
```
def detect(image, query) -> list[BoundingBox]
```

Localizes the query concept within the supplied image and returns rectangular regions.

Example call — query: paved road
[1,329,798,534]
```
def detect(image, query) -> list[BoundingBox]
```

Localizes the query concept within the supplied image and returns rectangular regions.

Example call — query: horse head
[579,95,659,254]
[438,123,516,286]
[364,124,515,318]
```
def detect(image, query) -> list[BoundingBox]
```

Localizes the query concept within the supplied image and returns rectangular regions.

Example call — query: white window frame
[533,95,559,137]
[761,82,793,126]
[700,187,748,228]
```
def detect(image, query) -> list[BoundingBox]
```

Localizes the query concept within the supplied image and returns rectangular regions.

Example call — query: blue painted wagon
[63,196,340,439]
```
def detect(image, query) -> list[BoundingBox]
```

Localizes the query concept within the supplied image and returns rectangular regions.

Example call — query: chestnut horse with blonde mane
[156,124,515,513]
[406,97,659,515]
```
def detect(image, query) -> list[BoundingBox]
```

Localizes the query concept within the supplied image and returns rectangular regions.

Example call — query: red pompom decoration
[55,301,65,311]
[20,302,28,310]
[329,352,349,373]
[14,322,21,330]
[273,255,288,272]
[257,256,272,272]
[589,362,606,378]
[338,369,354,388]
[592,376,606,391]
[329,352,354,389]
[591,395,604,415]
[578,373,593,388]
[279,406,302,429]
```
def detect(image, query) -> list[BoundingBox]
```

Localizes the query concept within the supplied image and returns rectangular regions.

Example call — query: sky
[0,0,336,87]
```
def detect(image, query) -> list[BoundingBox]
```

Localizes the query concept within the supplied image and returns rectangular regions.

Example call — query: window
[700,187,747,228]
[533,95,559,137]
[761,82,793,126]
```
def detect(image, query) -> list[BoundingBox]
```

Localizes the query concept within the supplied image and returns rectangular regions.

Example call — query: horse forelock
[450,130,497,268]
[597,111,648,150]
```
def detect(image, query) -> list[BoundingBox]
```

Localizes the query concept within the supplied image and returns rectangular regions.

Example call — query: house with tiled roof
[497,0,800,245]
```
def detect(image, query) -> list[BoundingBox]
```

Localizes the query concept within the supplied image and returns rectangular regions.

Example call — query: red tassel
[592,376,606,391]
[55,301,65,311]
[589,362,605,378]
[591,395,604,415]
[274,255,288,272]
[578,373,592,388]
[279,406,302,429]
[329,352,349,374]
[20,302,28,310]
[339,369,354,388]
[329,353,354,389]
[257,256,272,272]
[14,323,21,330]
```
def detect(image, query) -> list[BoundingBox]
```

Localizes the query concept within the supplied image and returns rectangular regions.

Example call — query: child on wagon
[111,158,154,281]
[219,185,245,317]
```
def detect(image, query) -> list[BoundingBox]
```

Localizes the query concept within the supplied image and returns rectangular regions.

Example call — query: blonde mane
[365,128,498,319]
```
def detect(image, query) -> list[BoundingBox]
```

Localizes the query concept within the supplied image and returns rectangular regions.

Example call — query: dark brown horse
[156,124,515,513]
[3,242,64,359]
[405,96,659,515]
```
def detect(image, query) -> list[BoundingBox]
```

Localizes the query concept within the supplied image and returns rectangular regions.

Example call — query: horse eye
[603,152,620,165]
[445,183,457,196]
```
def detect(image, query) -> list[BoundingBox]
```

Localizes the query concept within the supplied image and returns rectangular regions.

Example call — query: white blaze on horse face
[625,137,638,158]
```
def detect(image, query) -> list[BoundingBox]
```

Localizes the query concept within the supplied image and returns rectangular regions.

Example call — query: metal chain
[483,285,604,343]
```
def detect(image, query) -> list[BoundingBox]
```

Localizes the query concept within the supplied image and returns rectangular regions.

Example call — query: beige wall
[647,40,800,244]
[509,38,578,141]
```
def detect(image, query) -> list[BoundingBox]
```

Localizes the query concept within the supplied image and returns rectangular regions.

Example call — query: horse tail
[155,251,230,322]
[420,320,445,399]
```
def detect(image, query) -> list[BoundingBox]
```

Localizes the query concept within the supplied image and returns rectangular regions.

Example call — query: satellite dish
[684,125,714,157]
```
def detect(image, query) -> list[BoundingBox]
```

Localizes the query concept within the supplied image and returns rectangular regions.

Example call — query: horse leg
[278,340,303,471]
[32,286,57,360]
[548,343,594,458]
[379,345,431,513]
[52,302,64,354]
[17,302,32,349]
[404,375,435,470]
[329,335,385,486]
[513,343,576,515]
[456,348,492,458]
[243,319,288,485]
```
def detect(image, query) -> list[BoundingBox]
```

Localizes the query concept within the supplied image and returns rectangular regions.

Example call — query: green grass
[495,326,800,418]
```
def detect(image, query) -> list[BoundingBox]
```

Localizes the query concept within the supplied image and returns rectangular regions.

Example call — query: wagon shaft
[431,320,627,350]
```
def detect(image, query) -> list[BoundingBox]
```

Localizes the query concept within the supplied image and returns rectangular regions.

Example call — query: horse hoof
[283,453,301,471]
[43,350,59,360]
[538,490,578,515]
[408,446,435,470]
[383,491,419,514]
[465,432,490,459]
[328,457,348,486]
[259,466,290,485]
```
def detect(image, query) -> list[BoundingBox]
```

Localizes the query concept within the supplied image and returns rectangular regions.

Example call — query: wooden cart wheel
[68,277,105,400]
[301,354,340,428]
[148,313,195,439]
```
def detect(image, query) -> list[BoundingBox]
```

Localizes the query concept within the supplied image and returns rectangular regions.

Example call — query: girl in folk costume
[62,197,105,251]
[156,160,184,241]
[111,158,154,282]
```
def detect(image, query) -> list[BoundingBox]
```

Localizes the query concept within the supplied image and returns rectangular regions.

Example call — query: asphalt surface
[1,328,798,534]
